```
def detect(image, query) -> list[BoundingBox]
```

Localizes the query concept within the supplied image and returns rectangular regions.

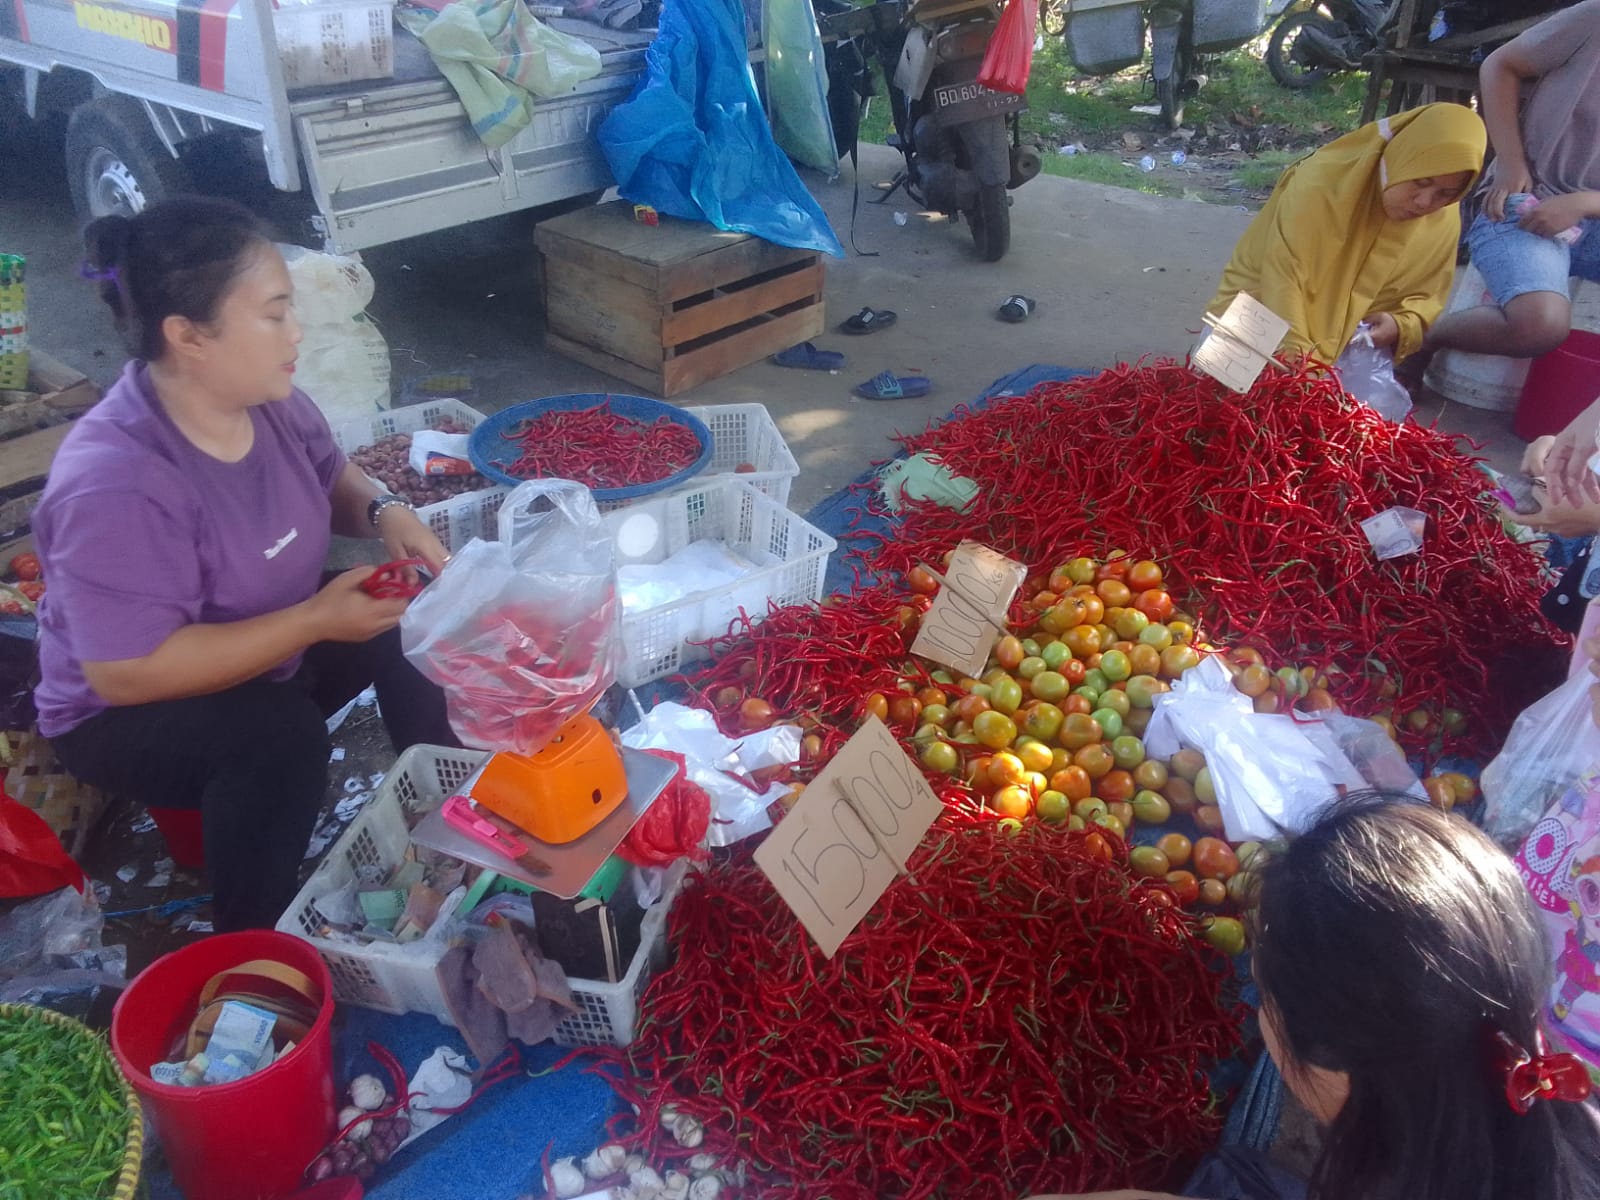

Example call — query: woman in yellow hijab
[1208,103,1486,363]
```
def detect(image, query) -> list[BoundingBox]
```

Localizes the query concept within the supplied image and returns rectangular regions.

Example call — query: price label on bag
[1192,292,1290,394]
[909,541,1027,678]
[754,716,943,958]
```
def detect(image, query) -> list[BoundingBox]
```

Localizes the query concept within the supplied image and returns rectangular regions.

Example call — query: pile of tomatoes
[0,551,44,616]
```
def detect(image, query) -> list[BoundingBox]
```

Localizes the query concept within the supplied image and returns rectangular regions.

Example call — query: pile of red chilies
[847,362,1556,755]
[595,824,1242,1199]
[496,402,701,489]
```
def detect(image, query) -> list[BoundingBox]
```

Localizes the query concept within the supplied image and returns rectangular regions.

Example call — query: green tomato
[1130,789,1171,824]
[1090,708,1124,739]
[1022,702,1065,742]
[1083,668,1111,694]
[1021,638,1042,658]
[1073,684,1103,705]
[1041,641,1072,671]
[1030,670,1069,701]
[991,677,1024,714]
[1111,735,1145,770]
[1097,688,1131,718]
[1098,650,1132,683]
[1138,624,1174,651]
[1074,796,1108,820]
[1017,655,1048,680]
[1125,675,1161,709]
[919,740,960,775]
[1195,766,1216,805]
[973,710,1018,750]
[1036,790,1070,823]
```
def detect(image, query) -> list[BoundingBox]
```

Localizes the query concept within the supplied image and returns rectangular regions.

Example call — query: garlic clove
[670,1114,704,1148]
[337,1105,374,1143]
[552,1156,588,1199]
[686,1154,718,1175]
[688,1177,723,1200]
[624,1153,647,1175]
[347,1073,389,1112]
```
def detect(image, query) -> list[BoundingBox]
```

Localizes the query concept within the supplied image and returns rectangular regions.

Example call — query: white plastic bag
[1481,672,1600,846]
[1335,325,1411,423]
[277,244,391,424]
[400,480,618,753]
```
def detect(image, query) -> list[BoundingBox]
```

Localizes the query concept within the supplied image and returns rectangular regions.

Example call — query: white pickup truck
[0,0,651,250]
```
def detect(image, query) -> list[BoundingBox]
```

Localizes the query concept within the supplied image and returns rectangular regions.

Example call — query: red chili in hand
[360,559,429,600]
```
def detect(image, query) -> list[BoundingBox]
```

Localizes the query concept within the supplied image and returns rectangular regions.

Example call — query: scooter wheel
[969,183,1010,263]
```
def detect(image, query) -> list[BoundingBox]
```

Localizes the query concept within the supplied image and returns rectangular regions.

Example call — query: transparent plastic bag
[1335,325,1411,423]
[400,479,619,753]
[1481,671,1600,846]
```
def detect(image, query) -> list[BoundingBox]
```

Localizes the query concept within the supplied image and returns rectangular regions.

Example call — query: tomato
[0,600,23,616]
[1022,702,1066,741]
[1231,647,1265,667]
[1235,663,1272,698]
[1051,766,1093,802]
[1164,776,1198,815]
[1228,869,1260,909]
[1097,769,1135,804]
[1096,624,1118,653]
[1090,707,1124,739]
[1156,832,1192,868]
[1133,759,1169,791]
[1138,623,1174,652]
[1074,743,1115,779]
[1063,626,1100,659]
[1113,608,1150,641]
[1107,799,1135,828]
[1127,560,1163,592]
[1078,595,1106,626]
[990,677,1023,715]
[923,704,953,729]
[987,752,1027,788]
[1441,708,1467,736]
[1128,644,1162,678]
[1253,691,1284,715]
[952,694,992,723]
[1064,556,1098,585]
[864,693,890,721]
[920,740,960,775]
[1017,741,1055,774]
[1095,556,1130,582]
[1194,805,1227,836]
[1036,790,1070,823]
[1124,708,1153,736]
[801,733,824,763]
[1440,771,1478,804]
[1132,589,1175,623]
[1110,734,1144,770]
[887,695,923,729]
[1018,655,1047,680]
[907,566,940,595]
[1202,916,1247,957]
[1061,658,1087,686]
[1096,579,1132,608]
[1300,687,1337,712]
[1033,670,1074,703]
[1164,869,1200,905]
[8,553,40,583]
[1098,650,1133,684]
[1060,713,1103,750]
[991,785,1033,819]
[1141,887,1177,910]
[1041,641,1072,671]
[1129,789,1170,825]
[1370,713,1398,740]
[1091,811,1126,839]
[1124,676,1165,709]
[1194,766,1216,805]
[1197,878,1228,907]
[1404,709,1436,736]
[740,698,777,731]
[1129,846,1170,879]
[1167,620,1195,645]
[1074,796,1108,821]
[1081,831,1114,863]
[1423,775,1456,812]
[973,710,1019,750]
[1193,837,1240,881]
[1160,645,1201,680]
[1025,771,1050,796]
[1064,694,1093,716]
[967,755,995,791]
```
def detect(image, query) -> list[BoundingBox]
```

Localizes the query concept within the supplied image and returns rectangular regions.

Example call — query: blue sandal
[853,370,931,400]
[771,342,845,371]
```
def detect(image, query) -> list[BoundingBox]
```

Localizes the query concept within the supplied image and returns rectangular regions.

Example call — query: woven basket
[0,1003,144,1199]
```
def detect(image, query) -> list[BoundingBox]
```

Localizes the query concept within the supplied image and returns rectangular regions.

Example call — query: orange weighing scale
[409,713,678,898]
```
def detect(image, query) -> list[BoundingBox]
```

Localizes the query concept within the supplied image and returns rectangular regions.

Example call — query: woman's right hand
[1545,396,1600,508]
[305,567,411,643]
[1483,158,1533,222]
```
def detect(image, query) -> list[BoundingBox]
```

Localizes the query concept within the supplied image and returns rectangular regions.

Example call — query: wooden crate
[535,201,825,398]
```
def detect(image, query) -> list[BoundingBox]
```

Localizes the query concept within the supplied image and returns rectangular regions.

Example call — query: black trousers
[51,628,456,931]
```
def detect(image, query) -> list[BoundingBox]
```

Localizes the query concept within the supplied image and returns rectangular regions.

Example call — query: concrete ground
[3,124,1559,511]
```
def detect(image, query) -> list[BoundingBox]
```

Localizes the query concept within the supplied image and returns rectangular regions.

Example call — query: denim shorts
[1466,211,1600,306]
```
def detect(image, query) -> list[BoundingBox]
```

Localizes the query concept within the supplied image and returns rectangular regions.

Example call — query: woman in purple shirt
[34,197,455,930]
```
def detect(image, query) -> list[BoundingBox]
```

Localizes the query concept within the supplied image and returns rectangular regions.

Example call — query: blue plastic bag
[599,0,844,257]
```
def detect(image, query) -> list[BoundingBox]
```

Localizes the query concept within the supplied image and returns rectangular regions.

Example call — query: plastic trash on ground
[0,886,127,1017]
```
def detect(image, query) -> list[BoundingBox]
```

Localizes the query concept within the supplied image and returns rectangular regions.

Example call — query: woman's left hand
[376,506,448,576]
[1363,312,1400,349]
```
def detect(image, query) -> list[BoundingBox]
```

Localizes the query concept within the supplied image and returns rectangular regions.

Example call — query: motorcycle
[1264,0,1389,88]
[823,0,1042,261]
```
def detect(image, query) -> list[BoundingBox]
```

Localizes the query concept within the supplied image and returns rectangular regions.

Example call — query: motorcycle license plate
[930,79,1026,127]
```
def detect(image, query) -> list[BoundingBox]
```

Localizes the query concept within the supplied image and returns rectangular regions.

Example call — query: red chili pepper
[488,400,702,490]
[359,559,429,600]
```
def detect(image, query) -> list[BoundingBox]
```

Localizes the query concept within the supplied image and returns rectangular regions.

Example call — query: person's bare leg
[1423,290,1571,357]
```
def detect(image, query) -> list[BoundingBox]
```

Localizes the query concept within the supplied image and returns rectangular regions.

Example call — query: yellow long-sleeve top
[1208,103,1486,364]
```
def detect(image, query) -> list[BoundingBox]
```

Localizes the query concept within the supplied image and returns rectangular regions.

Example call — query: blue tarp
[598,0,844,257]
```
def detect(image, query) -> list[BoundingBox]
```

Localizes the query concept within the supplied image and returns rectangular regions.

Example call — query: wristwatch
[367,494,414,528]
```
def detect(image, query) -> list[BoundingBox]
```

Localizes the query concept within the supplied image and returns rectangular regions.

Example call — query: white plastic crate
[679,403,798,509]
[606,478,836,687]
[334,398,509,553]
[274,0,395,90]
[279,744,685,1046]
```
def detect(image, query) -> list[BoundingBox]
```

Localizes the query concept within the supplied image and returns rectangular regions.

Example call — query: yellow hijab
[1208,103,1486,362]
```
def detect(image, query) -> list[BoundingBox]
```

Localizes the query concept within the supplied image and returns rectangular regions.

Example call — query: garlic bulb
[657,1105,680,1129]
[629,1166,666,1192]
[625,1153,646,1174]
[551,1157,587,1199]
[686,1154,719,1175]
[337,1105,373,1142]
[347,1074,388,1112]
[689,1177,723,1200]
[584,1144,628,1179]
[663,1169,690,1198]
[670,1114,704,1148]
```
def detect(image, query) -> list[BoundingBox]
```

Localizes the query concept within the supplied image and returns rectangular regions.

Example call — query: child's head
[83,196,301,405]
[1251,792,1600,1200]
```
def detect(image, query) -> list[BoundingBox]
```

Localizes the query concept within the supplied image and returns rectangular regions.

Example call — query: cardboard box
[0,349,102,537]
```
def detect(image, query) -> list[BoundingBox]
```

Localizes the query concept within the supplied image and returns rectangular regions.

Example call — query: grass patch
[1041,150,1184,198]
[1229,149,1303,191]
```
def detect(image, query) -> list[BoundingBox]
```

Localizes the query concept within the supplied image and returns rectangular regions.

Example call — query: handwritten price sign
[909,541,1027,679]
[754,716,943,957]
[1192,292,1290,394]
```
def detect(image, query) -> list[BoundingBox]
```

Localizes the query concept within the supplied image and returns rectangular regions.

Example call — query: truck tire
[968,183,1010,262]
[65,97,190,222]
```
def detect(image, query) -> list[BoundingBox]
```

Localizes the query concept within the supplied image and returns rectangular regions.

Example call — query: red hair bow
[1495,1030,1594,1114]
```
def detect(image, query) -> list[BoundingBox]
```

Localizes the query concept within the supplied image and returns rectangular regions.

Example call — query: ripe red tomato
[8,553,40,583]
[906,566,940,595]
[1164,869,1200,905]
[1132,589,1175,623]
[1193,837,1240,881]
[20,580,48,602]
[1127,560,1163,592]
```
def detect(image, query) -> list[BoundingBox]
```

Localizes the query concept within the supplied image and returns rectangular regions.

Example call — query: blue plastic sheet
[598,0,844,257]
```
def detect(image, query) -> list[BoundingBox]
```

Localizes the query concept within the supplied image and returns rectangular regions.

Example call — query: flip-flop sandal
[770,342,845,371]
[853,370,931,400]
[841,307,897,335]
[998,295,1037,323]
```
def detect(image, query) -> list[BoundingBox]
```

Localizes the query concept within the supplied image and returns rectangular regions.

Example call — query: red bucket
[147,806,206,870]
[111,931,337,1200]
[1514,329,1600,441]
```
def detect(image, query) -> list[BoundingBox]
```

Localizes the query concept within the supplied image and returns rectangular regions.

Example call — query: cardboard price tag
[1193,292,1291,394]
[909,541,1027,679]
[754,716,943,958]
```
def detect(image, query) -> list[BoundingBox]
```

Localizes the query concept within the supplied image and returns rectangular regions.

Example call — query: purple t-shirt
[32,362,346,736]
